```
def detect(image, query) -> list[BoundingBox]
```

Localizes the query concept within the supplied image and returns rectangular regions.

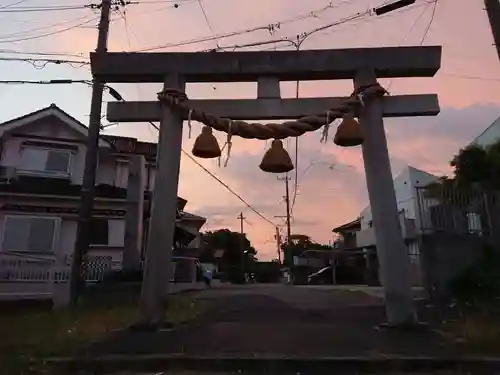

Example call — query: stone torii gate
[91,46,442,327]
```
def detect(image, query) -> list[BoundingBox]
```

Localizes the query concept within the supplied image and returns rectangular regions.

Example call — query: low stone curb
[46,354,500,374]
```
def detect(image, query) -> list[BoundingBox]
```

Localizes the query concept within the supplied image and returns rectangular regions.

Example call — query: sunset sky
[1,0,500,259]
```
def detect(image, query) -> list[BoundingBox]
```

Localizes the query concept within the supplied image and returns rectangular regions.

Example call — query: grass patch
[0,293,207,375]
[439,312,500,354]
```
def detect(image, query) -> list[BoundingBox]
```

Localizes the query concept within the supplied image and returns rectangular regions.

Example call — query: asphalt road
[87,283,456,357]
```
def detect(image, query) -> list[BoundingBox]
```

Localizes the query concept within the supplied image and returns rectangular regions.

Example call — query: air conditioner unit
[0,166,17,183]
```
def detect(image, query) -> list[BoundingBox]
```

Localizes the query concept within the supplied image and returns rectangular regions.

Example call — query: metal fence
[0,253,112,283]
[415,186,500,238]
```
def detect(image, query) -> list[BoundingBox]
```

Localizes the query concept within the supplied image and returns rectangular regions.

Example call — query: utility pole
[275,227,282,263]
[237,212,246,275]
[277,175,292,244]
[485,0,500,61]
[69,0,112,308]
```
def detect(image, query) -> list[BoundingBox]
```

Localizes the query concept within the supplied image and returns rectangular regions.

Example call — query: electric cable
[0,56,90,68]
[148,120,279,228]
[0,17,99,44]
[133,0,362,52]
[0,15,92,40]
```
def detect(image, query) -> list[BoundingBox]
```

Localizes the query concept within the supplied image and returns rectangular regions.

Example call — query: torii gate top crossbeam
[90,46,442,83]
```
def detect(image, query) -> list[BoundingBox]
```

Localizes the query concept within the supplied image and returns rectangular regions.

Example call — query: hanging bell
[192,126,221,158]
[259,139,294,174]
[334,114,365,147]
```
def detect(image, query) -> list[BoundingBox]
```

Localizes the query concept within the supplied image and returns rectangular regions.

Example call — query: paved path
[85,284,459,358]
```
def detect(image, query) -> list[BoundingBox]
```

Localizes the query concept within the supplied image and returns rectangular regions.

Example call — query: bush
[449,245,500,310]
[101,269,143,284]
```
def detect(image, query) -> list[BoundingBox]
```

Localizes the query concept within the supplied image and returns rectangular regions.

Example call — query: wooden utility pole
[485,0,500,61]
[277,175,292,244]
[237,212,246,274]
[275,227,282,263]
[70,0,112,308]
[95,45,441,326]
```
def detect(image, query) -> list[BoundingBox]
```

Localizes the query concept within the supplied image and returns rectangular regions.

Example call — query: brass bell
[334,114,364,147]
[259,139,294,174]
[192,126,221,158]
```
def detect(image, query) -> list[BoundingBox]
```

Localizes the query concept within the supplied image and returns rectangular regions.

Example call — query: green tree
[425,139,500,197]
[450,144,491,187]
[281,234,331,267]
[200,229,256,268]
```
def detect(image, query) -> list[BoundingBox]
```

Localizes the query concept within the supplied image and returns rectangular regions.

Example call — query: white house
[334,165,439,285]
[471,115,500,148]
[0,104,206,300]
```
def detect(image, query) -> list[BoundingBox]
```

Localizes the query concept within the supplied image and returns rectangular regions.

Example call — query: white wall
[0,116,157,191]
[0,120,87,185]
[112,159,156,190]
[359,166,438,230]
[0,117,120,186]
[472,116,500,148]
[96,156,118,186]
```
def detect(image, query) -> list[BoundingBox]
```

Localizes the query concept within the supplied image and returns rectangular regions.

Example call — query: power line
[419,0,438,44]
[441,72,500,82]
[197,0,219,48]
[0,56,90,68]
[0,15,92,40]
[0,5,90,13]
[0,49,87,59]
[0,17,98,44]
[147,121,278,227]
[0,1,136,12]
[385,0,436,91]
[0,79,91,84]
[133,0,360,52]
[0,0,31,10]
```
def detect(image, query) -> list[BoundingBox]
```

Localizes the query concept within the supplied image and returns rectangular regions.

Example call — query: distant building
[471,115,500,148]
[332,165,440,286]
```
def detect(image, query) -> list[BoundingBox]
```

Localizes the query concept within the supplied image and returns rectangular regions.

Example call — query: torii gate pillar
[356,70,415,324]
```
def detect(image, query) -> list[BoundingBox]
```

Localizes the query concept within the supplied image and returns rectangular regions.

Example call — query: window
[88,218,109,246]
[2,216,59,253]
[408,242,420,264]
[18,147,71,176]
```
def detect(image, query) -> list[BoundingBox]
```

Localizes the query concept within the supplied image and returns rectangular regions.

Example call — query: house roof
[332,218,361,233]
[0,104,111,148]
[177,211,207,233]
[0,105,160,161]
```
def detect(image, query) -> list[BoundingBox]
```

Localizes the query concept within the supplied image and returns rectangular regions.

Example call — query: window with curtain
[2,216,58,253]
[18,147,71,176]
